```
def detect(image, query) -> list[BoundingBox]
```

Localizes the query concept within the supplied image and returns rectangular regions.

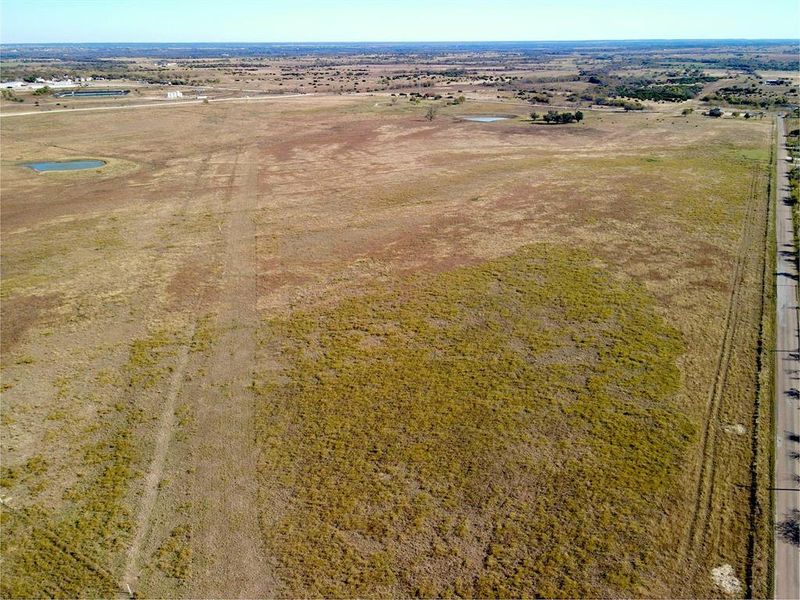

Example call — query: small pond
[24,159,106,172]
[463,116,511,122]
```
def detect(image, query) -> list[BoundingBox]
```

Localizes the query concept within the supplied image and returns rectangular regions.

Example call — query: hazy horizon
[2,38,798,45]
[2,0,799,44]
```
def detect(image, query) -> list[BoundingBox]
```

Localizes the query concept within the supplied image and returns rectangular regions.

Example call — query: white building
[3,79,74,90]
[166,90,184,99]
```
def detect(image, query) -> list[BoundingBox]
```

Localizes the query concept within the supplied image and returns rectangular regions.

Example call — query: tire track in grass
[684,165,763,576]
[119,153,215,596]
[188,147,276,598]
[121,339,192,594]
[744,161,772,597]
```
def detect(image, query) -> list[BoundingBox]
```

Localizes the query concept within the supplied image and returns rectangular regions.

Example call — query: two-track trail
[121,342,193,593]
[121,145,275,597]
[120,154,215,595]
[683,162,768,577]
[188,147,276,597]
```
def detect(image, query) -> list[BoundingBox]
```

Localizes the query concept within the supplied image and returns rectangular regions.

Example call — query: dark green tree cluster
[532,110,584,124]
[615,84,701,102]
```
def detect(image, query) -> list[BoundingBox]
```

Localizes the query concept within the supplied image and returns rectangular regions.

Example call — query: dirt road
[773,114,800,599]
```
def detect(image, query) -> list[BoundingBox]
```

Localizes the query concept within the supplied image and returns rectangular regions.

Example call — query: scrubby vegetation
[594,96,645,111]
[255,244,692,598]
[0,415,135,598]
[0,330,177,598]
[615,83,702,102]
[1,89,24,103]
[155,524,192,582]
[704,82,798,108]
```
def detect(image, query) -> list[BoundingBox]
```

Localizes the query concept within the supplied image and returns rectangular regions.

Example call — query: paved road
[774,114,800,599]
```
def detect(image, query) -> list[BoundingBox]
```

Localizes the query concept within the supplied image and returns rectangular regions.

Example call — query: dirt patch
[0,293,60,354]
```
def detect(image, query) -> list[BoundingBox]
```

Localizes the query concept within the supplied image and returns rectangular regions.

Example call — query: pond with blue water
[463,116,511,122]
[24,160,106,172]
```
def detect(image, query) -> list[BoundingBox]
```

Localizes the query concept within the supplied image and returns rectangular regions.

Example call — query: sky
[1,0,799,44]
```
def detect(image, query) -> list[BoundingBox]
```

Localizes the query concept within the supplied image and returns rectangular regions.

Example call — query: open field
[0,85,775,597]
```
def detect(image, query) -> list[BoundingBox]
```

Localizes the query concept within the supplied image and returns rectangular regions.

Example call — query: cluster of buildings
[2,77,97,90]
[2,76,209,103]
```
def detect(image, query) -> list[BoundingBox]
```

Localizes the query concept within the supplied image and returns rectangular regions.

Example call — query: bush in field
[1,89,24,102]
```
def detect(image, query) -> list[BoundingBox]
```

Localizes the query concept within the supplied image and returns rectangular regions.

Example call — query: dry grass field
[0,94,773,597]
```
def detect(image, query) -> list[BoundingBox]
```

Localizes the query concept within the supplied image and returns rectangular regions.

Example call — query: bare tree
[425,105,438,121]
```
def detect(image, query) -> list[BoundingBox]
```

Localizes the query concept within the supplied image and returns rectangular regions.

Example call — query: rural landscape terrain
[1,39,798,598]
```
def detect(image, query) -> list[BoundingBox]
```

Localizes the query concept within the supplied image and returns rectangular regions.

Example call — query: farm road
[773,114,800,600]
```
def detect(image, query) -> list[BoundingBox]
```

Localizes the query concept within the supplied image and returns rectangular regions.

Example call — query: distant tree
[681,107,694,116]
[425,105,438,121]
[708,107,723,117]
[744,112,752,119]
[574,110,584,122]
[543,110,559,123]
[32,86,51,96]
[530,111,539,121]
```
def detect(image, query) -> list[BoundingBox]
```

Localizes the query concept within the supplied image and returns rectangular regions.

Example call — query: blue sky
[1,0,798,43]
